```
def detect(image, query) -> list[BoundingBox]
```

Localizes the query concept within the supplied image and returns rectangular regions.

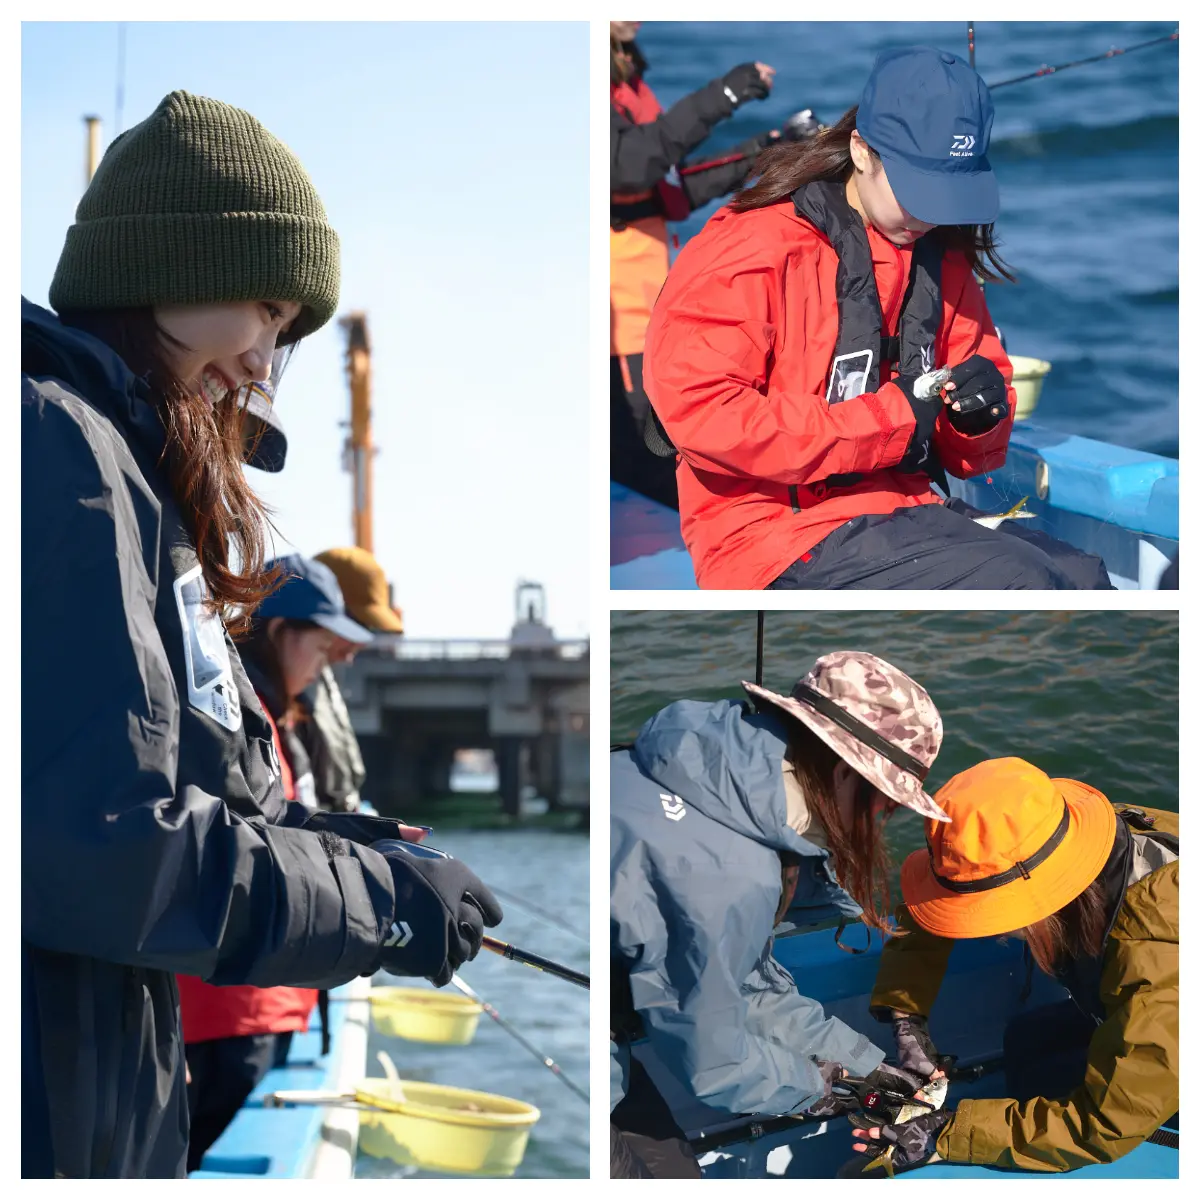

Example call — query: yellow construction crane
[339,312,374,552]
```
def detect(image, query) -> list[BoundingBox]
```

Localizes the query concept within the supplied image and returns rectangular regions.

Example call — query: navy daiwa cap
[259,554,374,644]
[857,46,998,226]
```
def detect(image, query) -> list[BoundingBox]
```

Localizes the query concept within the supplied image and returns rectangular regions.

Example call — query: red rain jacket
[643,200,1017,589]
[176,700,319,1045]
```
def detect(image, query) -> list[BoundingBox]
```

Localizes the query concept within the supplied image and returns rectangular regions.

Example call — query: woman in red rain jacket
[643,46,1112,591]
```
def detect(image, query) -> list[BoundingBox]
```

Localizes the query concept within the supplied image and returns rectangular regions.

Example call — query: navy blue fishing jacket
[21,300,401,1178]
[611,698,886,1119]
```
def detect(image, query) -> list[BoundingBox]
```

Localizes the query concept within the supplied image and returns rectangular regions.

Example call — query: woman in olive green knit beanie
[44,89,341,621]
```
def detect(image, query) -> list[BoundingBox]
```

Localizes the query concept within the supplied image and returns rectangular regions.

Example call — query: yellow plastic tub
[369,986,482,1045]
[1008,354,1052,420]
[356,1080,541,1177]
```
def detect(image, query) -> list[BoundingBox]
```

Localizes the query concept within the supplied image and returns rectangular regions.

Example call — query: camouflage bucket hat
[742,651,949,822]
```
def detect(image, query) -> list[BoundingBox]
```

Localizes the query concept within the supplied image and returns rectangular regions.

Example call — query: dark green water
[612,610,1177,883]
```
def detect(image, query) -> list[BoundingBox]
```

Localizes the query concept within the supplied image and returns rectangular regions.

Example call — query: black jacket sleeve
[21,383,396,990]
[680,132,775,210]
[610,77,737,193]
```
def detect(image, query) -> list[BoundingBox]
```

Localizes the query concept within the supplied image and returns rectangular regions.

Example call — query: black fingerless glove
[891,377,942,475]
[945,354,1009,435]
[371,840,503,987]
[719,62,770,107]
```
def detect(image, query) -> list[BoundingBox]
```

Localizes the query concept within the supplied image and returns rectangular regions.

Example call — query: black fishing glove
[719,62,771,107]
[860,1108,953,1171]
[862,1061,928,1100]
[945,353,1009,435]
[371,840,503,987]
[890,377,943,475]
[891,1013,940,1079]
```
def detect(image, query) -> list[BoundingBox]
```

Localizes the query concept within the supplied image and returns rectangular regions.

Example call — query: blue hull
[611,421,1178,590]
[628,924,1177,1179]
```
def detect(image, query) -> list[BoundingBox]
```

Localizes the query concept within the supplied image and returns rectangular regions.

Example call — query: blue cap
[259,554,374,644]
[857,46,998,226]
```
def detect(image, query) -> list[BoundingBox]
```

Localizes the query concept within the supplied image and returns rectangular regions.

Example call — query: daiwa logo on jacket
[950,134,977,155]
[660,793,686,821]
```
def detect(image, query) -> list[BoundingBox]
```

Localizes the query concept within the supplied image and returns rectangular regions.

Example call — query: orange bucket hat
[900,758,1117,939]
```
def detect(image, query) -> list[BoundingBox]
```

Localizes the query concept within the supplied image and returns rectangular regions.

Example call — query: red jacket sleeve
[933,258,1017,479]
[642,227,916,485]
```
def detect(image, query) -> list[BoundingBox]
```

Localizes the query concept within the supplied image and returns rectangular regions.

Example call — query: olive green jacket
[870,805,1178,1172]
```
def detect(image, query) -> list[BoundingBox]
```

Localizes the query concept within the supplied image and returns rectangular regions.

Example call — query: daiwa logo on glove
[950,134,976,156]
[660,794,686,822]
[383,920,413,948]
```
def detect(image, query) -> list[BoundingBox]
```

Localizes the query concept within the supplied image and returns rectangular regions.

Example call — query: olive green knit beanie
[49,90,340,343]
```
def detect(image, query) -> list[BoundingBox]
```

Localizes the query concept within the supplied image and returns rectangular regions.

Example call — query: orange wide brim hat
[900,757,1117,939]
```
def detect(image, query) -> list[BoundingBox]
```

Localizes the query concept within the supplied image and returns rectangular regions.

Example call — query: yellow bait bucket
[356,1080,541,1176]
[1008,355,1052,420]
[369,986,482,1045]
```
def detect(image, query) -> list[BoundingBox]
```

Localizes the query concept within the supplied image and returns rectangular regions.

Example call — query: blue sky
[22,21,589,639]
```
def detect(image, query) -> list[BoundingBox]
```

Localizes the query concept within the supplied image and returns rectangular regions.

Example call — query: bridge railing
[366,636,590,661]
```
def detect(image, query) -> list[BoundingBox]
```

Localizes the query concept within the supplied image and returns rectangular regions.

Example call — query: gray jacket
[299,666,367,812]
[611,698,885,1120]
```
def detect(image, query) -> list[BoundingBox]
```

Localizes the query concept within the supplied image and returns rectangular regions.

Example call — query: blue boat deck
[611,420,1178,590]
[189,978,370,1179]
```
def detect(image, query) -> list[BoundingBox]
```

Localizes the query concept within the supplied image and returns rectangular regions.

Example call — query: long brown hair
[1018,878,1108,976]
[731,106,1016,285]
[56,307,281,636]
[785,719,897,935]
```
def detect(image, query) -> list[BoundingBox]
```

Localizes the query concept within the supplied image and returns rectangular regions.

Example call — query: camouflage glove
[804,1059,850,1117]
[861,1108,953,1170]
[892,1013,940,1079]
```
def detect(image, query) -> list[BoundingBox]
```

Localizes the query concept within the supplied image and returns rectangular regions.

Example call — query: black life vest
[789,179,946,492]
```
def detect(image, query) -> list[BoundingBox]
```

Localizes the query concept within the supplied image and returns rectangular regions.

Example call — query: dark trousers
[185,1032,293,1173]
[611,354,679,511]
[768,500,1114,590]
[610,1054,702,1179]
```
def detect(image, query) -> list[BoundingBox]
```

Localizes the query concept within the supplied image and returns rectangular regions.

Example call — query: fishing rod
[481,936,590,990]
[676,109,824,178]
[450,974,589,1104]
[755,611,765,687]
[987,29,1178,92]
[488,884,588,944]
[689,1057,1005,1155]
[373,839,589,989]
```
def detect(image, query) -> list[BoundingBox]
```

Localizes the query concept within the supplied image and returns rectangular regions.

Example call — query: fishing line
[450,974,589,1105]
[488,885,588,945]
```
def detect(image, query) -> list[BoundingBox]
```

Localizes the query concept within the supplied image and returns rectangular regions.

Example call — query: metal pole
[115,23,126,135]
[84,115,101,184]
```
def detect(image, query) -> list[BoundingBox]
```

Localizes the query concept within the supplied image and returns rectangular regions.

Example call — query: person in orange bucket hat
[851,757,1178,1174]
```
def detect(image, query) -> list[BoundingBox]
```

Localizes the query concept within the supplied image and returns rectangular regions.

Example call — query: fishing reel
[782,108,824,142]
